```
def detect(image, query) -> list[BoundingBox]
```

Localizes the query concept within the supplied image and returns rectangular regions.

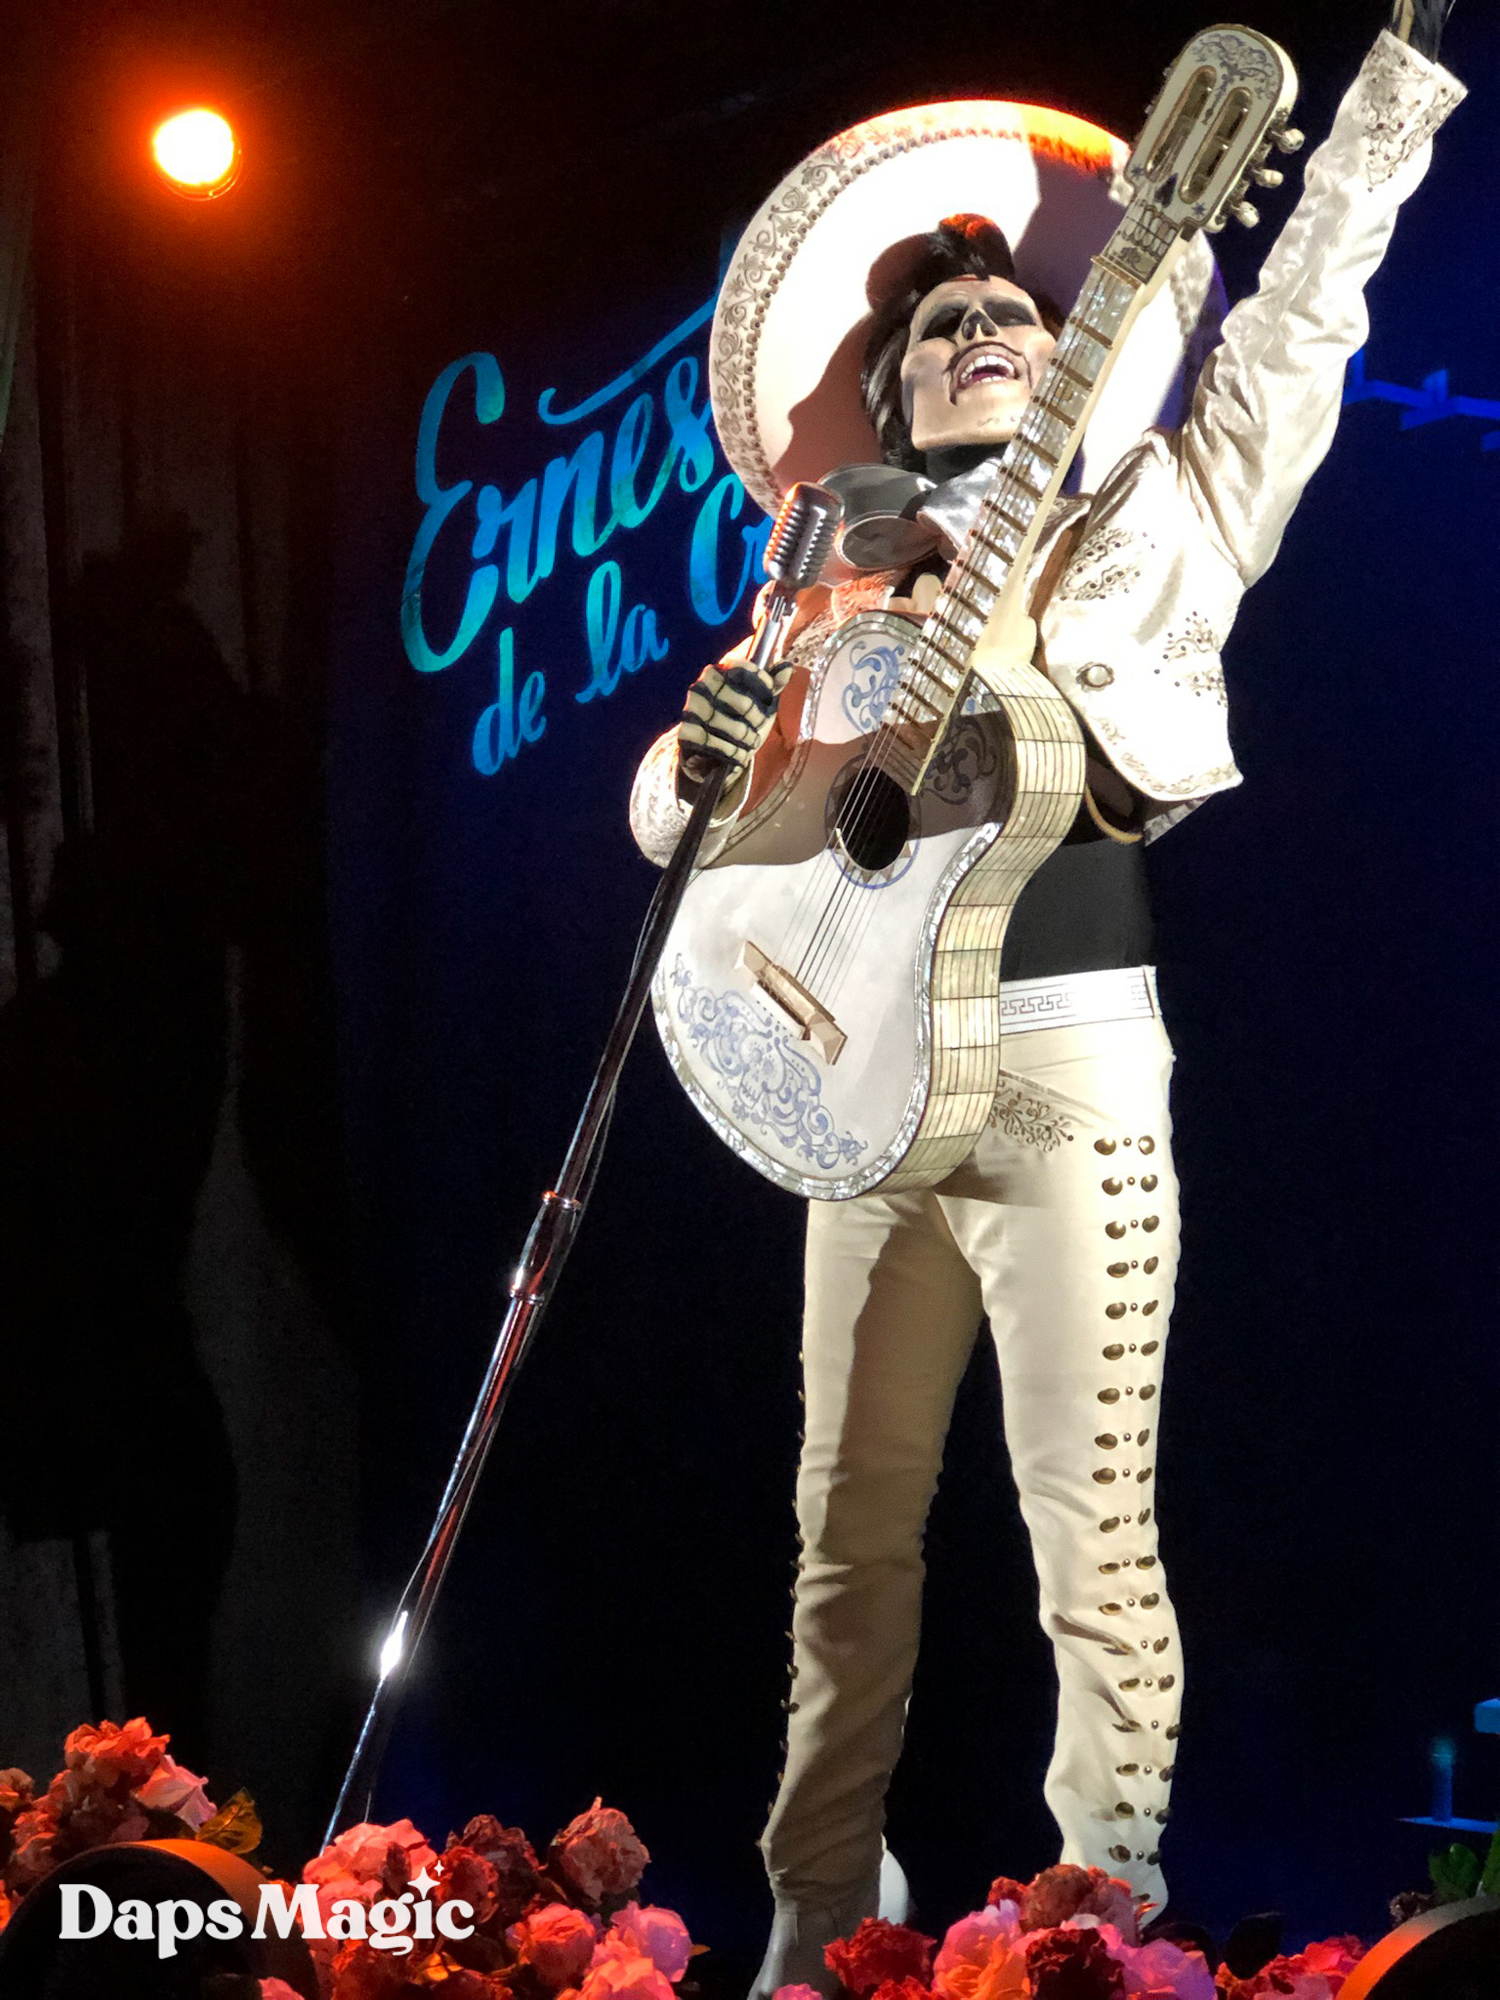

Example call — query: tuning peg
[1251,165,1284,187]
[1230,198,1260,228]
[1272,125,1305,153]
[1205,216,1226,234]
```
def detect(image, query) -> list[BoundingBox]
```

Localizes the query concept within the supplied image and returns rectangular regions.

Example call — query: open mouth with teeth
[949,345,1027,399]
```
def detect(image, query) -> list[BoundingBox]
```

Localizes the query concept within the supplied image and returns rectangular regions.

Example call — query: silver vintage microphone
[680,480,843,789]
[746,479,843,675]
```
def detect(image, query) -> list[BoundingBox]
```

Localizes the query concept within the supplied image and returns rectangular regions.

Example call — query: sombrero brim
[710,99,1225,516]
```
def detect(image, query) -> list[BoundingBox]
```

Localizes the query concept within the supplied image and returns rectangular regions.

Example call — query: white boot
[877,1846,911,1924]
[748,1882,878,2000]
[750,1848,913,2000]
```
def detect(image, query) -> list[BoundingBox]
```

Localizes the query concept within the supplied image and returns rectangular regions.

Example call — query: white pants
[761,1010,1181,1917]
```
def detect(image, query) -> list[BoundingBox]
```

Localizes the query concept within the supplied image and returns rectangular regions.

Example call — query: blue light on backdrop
[400,292,772,779]
[400,291,1500,786]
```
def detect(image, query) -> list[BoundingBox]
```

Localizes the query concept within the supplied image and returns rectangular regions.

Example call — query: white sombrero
[710,100,1226,515]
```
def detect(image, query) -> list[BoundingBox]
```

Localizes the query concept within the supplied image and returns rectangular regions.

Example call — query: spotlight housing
[152,107,240,198]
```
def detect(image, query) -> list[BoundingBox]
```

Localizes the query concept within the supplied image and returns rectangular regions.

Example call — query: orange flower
[63,1718,169,1793]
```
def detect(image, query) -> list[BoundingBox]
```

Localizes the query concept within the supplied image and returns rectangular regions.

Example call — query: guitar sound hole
[834,767,914,872]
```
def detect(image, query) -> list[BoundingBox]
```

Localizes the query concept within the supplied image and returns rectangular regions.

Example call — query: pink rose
[259,1983,307,2000]
[134,1755,217,1831]
[551,1800,649,1907]
[935,1906,1022,1984]
[305,1817,437,1894]
[773,1989,825,2000]
[581,1946,675,2000]
[510,1902,600,1989]
[1096,1927,1215,2000]
[1215,1962,1335,2000]
[607,1903,694,1984]
[933,1908,1026,2000]
[303,1817,437,1931]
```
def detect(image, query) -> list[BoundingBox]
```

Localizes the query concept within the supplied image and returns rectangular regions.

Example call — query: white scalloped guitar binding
[654,28,1298,1199]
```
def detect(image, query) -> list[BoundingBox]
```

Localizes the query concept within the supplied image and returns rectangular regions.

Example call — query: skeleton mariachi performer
[630,4,1463,1988]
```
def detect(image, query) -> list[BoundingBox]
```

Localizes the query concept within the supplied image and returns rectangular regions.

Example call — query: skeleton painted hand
[677,656,790,792]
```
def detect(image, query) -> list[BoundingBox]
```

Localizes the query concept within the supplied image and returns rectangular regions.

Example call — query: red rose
[1022,1867,1096,1932]
[329,1939,408,2000]
[826,1919,937,1996]
[0,1772,33,1826]
[550,1801,649,1908]
[437,1844,501,1926]
[870,1979,937,2000]
[1300,1937,1365,1993]
[458,1817,542,1926]
[5,1805,59,1892]
[1215,1943,1363,2000]
[986,1880,1028,1913]
[1024,1927,1125,2000]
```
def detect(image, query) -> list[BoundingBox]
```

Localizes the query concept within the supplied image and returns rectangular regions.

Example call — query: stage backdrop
[326,7,1500,1965]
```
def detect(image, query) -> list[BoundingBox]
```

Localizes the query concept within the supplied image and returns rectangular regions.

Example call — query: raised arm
[1173,27,1465,588]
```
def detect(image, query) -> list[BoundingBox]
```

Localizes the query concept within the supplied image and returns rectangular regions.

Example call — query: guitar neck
[875,200,1186,794]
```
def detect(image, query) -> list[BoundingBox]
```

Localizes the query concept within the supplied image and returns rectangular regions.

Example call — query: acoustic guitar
[655,28,1298,1199]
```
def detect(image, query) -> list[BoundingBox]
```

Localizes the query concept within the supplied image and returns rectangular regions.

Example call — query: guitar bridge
[738,940,847,1064]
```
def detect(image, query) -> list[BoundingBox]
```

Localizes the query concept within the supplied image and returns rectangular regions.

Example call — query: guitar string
[785,271,1111,1004]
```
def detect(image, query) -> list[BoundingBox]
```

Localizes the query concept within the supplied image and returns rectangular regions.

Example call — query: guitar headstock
[1124,25,1299,238]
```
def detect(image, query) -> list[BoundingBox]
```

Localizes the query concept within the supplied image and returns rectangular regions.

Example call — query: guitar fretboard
[872,197,1182,795]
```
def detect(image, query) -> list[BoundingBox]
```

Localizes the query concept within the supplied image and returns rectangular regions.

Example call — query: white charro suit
[630,32,1462,1928]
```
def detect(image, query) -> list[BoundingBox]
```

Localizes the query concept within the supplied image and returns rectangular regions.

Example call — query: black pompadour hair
[860,212,1063,472]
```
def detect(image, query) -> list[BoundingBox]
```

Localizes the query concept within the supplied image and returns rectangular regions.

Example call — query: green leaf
[1478,1825,1500,1899]
[195,1790,263,1856]
[1429,1841,1481,1903]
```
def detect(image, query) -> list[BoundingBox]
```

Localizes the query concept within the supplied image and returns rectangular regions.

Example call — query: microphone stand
[323,572,815,1844]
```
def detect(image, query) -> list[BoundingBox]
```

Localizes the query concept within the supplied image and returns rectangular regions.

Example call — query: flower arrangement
[0,1715,255,1914]
[295,1797,694,2000]
[0,1719,698,2000]
[773,1866,1372,2000]
[0,1717,1478,2000]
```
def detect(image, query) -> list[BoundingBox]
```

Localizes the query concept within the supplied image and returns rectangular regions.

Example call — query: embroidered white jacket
[631,33,1465,861]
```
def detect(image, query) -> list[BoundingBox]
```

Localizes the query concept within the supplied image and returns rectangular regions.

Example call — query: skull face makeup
[900,275,1057,456]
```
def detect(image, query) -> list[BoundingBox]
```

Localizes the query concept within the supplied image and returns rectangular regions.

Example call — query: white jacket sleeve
[1174,30,1466,587]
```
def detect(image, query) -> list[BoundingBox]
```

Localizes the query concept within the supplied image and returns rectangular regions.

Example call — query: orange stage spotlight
[151,107,240,198]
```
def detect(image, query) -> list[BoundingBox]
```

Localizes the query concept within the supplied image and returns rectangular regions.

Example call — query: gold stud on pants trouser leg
[762,1013,1181,1919]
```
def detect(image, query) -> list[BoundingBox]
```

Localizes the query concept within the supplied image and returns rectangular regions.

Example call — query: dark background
[1,0,1496,1983]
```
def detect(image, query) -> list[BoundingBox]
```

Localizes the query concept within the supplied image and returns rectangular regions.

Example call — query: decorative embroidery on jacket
[1162,614,1218,658]
[1178,663,1227,703]
[629,731,694,868]
[1358,36,1466,188]
[1057,526,1148,603]
[989,1084,1076,1152]
[1090,714,1238,798]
